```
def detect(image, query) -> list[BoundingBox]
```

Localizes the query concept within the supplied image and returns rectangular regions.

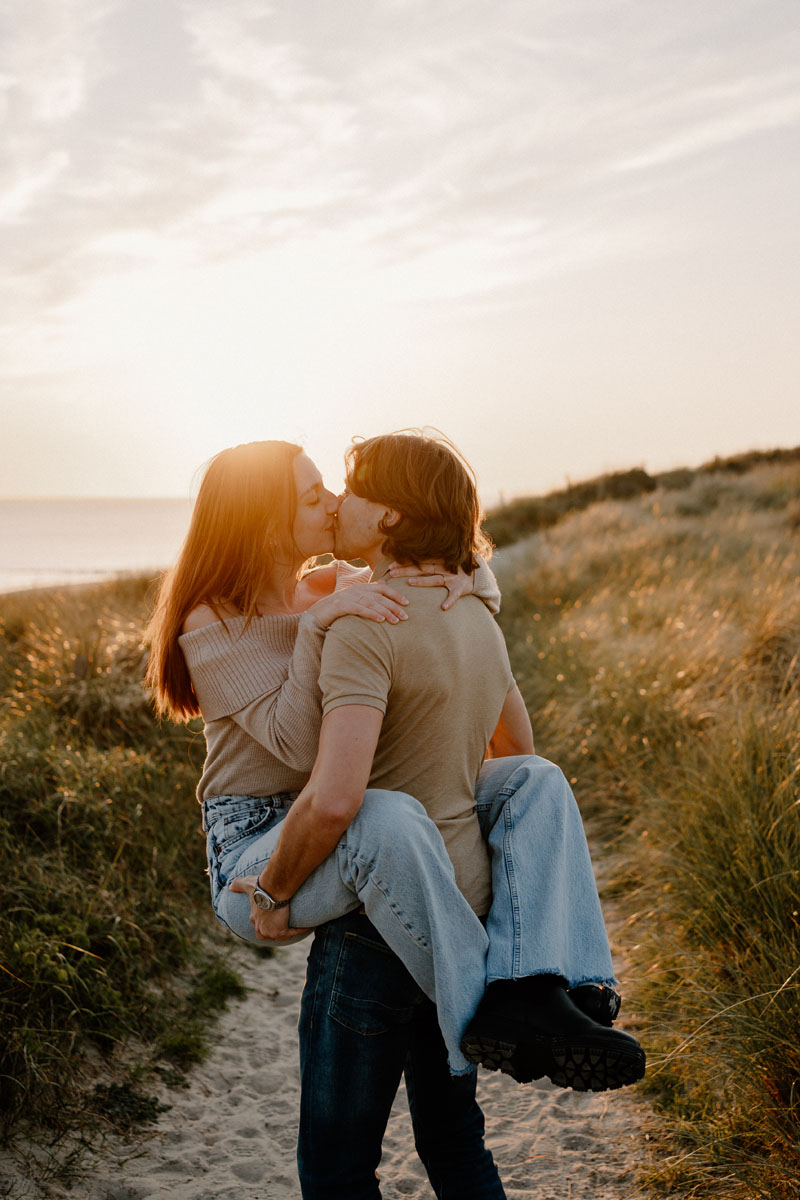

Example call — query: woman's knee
[352,789,429,838]
[499,754,571,799]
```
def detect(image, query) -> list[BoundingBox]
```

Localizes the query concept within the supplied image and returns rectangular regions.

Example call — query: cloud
[1,0,799,500]
[1,0,798,344]
[0,0,104,124]
[0,151,70,222]
[616,77,800,173]
[0,1,105,227]
[186,4,322,98]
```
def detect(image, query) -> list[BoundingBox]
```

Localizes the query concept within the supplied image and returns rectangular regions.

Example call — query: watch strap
[254,882,292,909]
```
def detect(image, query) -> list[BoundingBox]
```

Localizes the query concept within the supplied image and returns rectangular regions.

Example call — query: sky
[1,0,798,505]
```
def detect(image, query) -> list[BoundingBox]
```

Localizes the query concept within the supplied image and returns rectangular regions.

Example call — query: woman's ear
[382,508,402,528]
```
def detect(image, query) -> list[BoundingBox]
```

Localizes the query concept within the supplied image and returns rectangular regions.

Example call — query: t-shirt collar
[370,555,396,583]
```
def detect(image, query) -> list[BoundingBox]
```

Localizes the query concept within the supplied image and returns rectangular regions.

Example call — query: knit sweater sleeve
[178,610,326,773]
[337,556,499,610]
[472,555,501,614]
[228,676,321,772]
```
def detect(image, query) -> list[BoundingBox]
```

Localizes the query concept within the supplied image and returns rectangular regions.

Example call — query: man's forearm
[255,696,383,902]
[256,784,355,900]
[255,704,384,902]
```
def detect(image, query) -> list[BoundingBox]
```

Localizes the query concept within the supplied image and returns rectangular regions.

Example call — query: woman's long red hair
[145,440,303,722]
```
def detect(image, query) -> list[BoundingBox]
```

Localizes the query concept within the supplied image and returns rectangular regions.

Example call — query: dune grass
[495,462,800,1198]
[485,444,800,548]
[0,577,246,1143]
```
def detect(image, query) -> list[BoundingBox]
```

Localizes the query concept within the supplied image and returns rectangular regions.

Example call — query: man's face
[333,486,391,564]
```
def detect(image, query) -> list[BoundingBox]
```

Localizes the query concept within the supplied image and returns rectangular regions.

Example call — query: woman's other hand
[387,562,474,611]
[229,875,311,942]
[310,581,410,628]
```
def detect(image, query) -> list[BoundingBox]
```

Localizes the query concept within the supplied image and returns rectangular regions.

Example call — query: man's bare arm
[229,705,383,940]
[487,684,534,758]
[261,704,383,897]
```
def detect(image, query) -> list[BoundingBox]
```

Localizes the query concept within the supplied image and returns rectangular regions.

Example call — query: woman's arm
[470,556,502,614]
[309,581,409,627]
[188,557,495,769]
[388,555,501,613]
[195,581,410,770]
[229,580,408,768]
[228,612,327,771]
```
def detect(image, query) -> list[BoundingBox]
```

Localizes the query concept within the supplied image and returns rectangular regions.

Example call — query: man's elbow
[308,789,363,833]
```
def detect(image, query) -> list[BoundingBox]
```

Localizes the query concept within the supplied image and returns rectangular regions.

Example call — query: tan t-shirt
[319,573,514,914]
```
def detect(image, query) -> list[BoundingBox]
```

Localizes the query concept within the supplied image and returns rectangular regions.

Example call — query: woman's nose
[325,490,339,513]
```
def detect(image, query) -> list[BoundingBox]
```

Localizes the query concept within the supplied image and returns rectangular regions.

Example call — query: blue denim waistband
[200,792,297,832]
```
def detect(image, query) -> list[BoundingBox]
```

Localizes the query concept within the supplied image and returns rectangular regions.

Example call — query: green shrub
[485,467,657,547]
[487,445,800,551]
[0,579,236,1141]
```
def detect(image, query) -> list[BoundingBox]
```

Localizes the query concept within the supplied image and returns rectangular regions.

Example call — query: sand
[2,924,655,1200]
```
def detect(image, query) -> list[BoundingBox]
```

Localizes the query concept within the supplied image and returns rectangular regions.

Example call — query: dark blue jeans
[297,911,506,1200]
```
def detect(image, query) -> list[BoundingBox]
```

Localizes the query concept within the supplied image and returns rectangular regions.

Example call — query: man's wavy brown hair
[345,430,493,573]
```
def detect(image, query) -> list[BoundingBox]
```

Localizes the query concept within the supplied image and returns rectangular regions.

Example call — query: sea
[0,498,195,595]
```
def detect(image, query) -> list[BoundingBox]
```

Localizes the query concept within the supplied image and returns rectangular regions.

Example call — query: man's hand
[229,874,311,942]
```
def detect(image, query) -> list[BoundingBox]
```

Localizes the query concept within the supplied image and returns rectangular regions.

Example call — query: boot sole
[461,1030,646,1092]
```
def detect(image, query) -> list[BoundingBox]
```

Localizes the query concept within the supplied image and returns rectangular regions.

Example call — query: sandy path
[4,924,654,1200]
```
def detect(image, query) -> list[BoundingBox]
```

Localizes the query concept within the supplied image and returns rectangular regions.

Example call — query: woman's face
[291,453,339,559]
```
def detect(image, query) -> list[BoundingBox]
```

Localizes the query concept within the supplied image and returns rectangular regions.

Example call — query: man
[246,432,644,1198]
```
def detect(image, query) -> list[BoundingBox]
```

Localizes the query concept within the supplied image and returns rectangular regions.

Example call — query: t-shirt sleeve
[318,616,393,717]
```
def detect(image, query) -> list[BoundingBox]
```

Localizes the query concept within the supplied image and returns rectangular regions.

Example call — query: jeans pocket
[205,823,226,910]
[219,801,276,849]
[207,804,278,899]
[329,931,425,1036]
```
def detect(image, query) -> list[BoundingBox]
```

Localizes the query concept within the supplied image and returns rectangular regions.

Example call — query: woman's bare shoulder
[182,603,234,634]
[300,562,340,597]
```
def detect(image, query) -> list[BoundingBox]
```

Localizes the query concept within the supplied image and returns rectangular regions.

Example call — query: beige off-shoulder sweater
[179,560,500,805]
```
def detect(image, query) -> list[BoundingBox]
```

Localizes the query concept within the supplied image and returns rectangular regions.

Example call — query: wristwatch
[252,880,292,911]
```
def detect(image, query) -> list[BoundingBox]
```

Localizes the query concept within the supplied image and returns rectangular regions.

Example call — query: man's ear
[382,508,402,528]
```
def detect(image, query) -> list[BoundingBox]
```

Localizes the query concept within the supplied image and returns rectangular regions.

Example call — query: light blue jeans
[202,755,616,1075]
[475,756,617,989]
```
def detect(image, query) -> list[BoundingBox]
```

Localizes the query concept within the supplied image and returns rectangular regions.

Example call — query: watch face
[253,888,274,911]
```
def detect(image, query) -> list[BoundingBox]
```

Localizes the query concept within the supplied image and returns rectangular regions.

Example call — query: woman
[146,439,642,1085]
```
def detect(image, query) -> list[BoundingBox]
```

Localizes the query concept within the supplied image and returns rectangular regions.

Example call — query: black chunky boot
[460,975,645,1092]
[568,983,622,1027]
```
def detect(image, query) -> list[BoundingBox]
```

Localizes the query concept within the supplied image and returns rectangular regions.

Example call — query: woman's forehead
[294,453,323,494]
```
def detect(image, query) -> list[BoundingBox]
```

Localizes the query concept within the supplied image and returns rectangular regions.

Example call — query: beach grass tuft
[0,577,244,1141]
[485,444,800,549]
[495,459,800,1198]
